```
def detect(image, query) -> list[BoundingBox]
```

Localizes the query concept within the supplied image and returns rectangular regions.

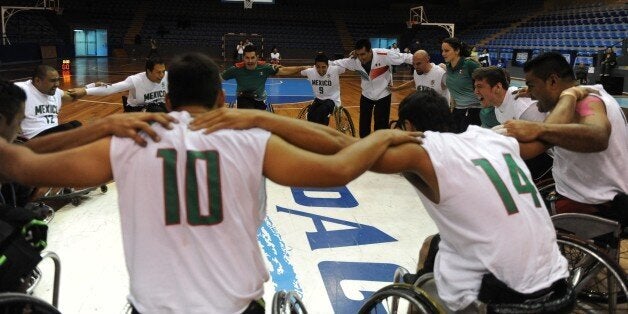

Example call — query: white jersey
[301,66,345,106]
[331,48,412,100]
[15,80,64,139]
[110,111,271,314]
[495,87,547,123]
[553,85,628,204]
[418,126,568,311]
[87,72,168,107]
[413,63,450,103]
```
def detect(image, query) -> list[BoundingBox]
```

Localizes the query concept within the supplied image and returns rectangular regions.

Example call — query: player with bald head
[391,50,450,103]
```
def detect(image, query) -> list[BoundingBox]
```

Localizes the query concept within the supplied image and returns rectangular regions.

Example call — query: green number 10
[472,153,541,215]
[157,149,223,226]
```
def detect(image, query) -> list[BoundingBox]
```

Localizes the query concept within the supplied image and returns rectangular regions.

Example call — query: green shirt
[446,58,480,108]
[221,64,278,100]
[480,107,500,128]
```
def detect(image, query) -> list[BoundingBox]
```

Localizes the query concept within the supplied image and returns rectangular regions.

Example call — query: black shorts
[307,99,335,125]
[237,96,266,110]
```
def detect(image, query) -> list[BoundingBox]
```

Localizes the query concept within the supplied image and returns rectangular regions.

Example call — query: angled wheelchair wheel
[297,104,310,120]
[334,107,356,137]
[266,103,275,113]
[358,283,443,314]
[557,234,628,313]
[272,290,307,314]
[0,293,61,314]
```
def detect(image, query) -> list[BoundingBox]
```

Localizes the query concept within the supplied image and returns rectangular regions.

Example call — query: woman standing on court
[441,37,487,132]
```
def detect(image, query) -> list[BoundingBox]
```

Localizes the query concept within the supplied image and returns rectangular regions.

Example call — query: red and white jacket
[331,48,412,100]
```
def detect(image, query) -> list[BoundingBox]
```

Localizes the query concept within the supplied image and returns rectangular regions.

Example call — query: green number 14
[472,154,541,215]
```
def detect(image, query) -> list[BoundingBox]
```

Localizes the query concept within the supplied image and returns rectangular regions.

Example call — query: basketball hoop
[244,0,253,10]
[406,21,417,29]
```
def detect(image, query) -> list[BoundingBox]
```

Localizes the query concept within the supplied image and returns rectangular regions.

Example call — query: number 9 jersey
[301,65,345,107]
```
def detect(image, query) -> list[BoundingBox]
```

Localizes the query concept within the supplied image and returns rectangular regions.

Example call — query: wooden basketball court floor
[2,57,626,313]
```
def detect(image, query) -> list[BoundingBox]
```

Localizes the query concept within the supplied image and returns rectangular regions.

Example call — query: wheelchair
[227,92,275,113]
[360,265,576,314]
[0,247,62,313]
[272,290,307,314]
[0,292,61,314]
[122,96,168,113]
[296,100,356,137]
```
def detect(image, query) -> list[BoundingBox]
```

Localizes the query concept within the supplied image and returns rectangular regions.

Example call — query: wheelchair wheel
[535,178,556,213]
[266,103,275,113]
[0,292,61,314]
[557,234,628,312]
[297,104,310,120]
[333,107,356,137]
[272,290,307,314]
[358,283,443,314]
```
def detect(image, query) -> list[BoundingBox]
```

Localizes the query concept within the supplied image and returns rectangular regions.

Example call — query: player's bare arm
[25,113,177,153]
[0,137,113,187]
[370,142,440,203]
[276,65,309,76]
[504,87,610,152]
[190,108,357,154]
[262,129,421,187]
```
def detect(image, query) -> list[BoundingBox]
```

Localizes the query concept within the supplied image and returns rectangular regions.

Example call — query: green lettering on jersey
[157,149,180,225]
[157,149,223,226]
[473,158,518,214]
[472,153,542,215]
[186,151,222,225]
[504,154,541,208]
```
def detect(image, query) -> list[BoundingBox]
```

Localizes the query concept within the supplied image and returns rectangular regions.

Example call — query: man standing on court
[391,50,450,103]
[330,39,412,137]
[221,45,305,110]
[16,65,83,139]
[70,56,168,113]
[300,53,345,125]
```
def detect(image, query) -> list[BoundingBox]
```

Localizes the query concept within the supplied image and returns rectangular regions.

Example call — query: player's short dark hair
[167,53,221,110]
[397,89,454,133]
[472,66,510,89]
[0,79,27,124]
[145,56,165,72]
[355,39,371,51]
[442,37,471,58]
[32,65,56,80]
[523,52,575,81]
[243,45,257,55]
[314,53,329,64]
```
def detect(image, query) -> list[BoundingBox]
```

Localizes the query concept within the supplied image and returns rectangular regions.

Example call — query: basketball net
[244,0,253,9]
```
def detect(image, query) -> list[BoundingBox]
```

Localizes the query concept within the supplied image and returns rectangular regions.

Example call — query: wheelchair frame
[358,207,628,313]
[272,290,308,314]
[296,102,356,137]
